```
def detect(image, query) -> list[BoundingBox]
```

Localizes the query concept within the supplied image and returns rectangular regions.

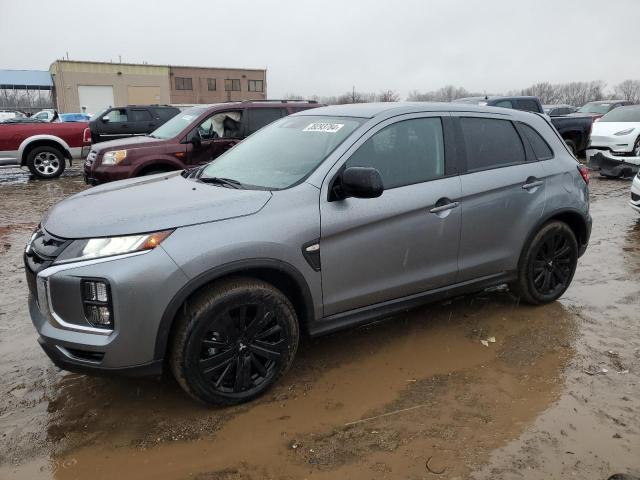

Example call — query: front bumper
[28,247,189,375]
[631,175,640,213]
[587,150,640,177]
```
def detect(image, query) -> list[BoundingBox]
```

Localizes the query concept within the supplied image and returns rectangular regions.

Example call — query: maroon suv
[83,100,321,185]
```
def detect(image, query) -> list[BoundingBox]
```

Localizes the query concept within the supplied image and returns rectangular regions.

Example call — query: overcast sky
[1,0,638,99]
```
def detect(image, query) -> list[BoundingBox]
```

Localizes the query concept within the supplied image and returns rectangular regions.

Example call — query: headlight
[102,150,127,165]
[614,128,635,136]
[54,230,173,264]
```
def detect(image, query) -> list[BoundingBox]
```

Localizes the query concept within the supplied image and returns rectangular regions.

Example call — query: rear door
[320,113,462,315]
[454,113,547,282]
[129,108,157,135]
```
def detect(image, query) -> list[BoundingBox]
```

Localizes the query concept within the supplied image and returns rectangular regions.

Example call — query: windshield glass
[578,102,612,114]
[599,106,640,122]
[152,107,207,139]
[199,115,364,189]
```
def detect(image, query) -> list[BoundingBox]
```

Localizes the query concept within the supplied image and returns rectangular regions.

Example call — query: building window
[207,78,216,91]
[175,77,193,90]
[225,79,241,91]
[248,80,264,92]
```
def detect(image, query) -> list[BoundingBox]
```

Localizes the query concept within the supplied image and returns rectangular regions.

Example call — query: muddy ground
[0,165,638,480]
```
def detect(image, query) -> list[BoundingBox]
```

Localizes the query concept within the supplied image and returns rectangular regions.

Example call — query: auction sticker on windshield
[303,123,344,133]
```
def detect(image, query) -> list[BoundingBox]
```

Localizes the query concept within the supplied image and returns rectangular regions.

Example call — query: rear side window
[346,117,445,189]
[246,108,285,135]
[515,99,541,113]
[130,109,152,122]
[460,117,525,171]
[519,123,553,160]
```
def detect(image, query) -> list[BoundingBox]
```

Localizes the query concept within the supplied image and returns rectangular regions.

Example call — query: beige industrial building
[49,60,267,114]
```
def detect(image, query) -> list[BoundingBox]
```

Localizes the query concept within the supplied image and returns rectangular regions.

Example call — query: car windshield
[577,102,612,114]
[151,107,208,139]
[199,115,364,189]
[599,106,640,122]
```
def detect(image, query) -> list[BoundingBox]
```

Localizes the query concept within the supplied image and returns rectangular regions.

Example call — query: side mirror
[339,167,383,199]
[102,116,109,122]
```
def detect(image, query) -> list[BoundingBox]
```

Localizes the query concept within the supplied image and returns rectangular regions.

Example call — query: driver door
[185,110,244,165]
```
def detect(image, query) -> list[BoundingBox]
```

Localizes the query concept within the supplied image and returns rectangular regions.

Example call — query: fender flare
[18,135,71,164]
[153,258,316,361]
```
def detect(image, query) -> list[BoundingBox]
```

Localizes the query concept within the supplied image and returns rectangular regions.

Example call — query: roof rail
[126,104,175,107]
[239,99,318,104]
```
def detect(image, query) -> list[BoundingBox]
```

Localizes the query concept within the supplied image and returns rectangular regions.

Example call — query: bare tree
[377,89,400,102]
[613,80,640,103]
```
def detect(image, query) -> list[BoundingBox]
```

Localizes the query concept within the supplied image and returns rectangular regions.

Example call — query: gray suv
[25,103,592,404]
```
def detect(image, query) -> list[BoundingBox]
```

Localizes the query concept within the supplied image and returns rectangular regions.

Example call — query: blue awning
[0,70,53,88]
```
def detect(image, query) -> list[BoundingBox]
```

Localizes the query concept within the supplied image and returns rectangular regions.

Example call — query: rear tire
[170,277,299,405]
[510,221,578,305]
[26,146,66,179]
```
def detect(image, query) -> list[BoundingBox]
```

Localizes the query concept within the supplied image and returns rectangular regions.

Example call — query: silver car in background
[25,103,592,404]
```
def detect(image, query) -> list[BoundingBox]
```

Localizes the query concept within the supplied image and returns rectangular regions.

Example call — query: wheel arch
[154,258,315,362]
[19,135,71,166]
[131,158,184,177]
[521,208,590,266]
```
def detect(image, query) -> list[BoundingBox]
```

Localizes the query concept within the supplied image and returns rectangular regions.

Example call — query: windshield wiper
[198,176,244,189]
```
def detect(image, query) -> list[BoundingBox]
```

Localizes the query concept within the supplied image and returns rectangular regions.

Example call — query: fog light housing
[81,279,113,329]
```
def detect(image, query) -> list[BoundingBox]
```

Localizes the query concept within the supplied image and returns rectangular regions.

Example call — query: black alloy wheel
[530,231,574,297]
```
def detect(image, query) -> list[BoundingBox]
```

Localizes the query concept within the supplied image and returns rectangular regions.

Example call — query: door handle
[522,180,543,190]
[430,200,459,214]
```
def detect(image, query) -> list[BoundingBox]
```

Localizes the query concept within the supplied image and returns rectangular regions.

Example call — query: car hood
[91,135,167,153]
[591,122,640,136]
[42,172,272,238]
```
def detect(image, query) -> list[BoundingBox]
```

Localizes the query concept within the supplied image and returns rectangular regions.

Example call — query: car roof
[587,100,626,104]
[294,101,539,120]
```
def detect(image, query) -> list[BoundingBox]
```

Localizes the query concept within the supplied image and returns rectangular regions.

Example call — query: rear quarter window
[460,117,526,171]
[519,123,554,160]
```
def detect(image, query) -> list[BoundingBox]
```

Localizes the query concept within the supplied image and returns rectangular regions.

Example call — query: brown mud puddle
[1,171,638,480]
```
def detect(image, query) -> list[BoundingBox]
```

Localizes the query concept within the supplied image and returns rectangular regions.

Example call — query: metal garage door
[77,85,114,116]
[127,86,161,105]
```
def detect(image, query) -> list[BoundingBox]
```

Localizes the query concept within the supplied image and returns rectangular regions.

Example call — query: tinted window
[247,108,285,135]
[520,123,553,160]
[156,108,178,121]
[346,117,445,189]
[130,109,152,122]
[515,99,541,113]
[460,117,525,171]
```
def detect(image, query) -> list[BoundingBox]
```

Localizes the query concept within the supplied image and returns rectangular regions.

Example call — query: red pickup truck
[0,121,91,179]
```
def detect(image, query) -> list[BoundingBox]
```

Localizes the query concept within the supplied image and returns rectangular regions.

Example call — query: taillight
[83,127,91,144]
[577,164,590,184]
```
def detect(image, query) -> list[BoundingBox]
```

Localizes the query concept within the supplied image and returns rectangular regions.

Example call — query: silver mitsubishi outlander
[25,103,591,404]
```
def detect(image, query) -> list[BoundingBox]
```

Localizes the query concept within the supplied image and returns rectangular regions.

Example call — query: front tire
[510,221,578,305]
[26,146,66,179]
[170,278,299,405]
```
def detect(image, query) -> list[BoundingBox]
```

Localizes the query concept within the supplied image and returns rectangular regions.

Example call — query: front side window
[225,79,241,91]
[248,80,264,92]
[200,115,364,189]
[192,110,243,140]
[519,123,553,160]
[346,117,445,189]
[207,78,216,91]
[246,108,284,135]
[175,77,193,90]
[104,108,128,123]
[460,117,525,171]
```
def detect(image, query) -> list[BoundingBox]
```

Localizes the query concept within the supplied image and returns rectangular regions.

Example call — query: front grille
[632,192,640,202]
[24,228,70,296]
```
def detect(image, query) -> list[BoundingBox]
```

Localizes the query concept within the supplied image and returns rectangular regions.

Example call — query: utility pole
[352,85,356,103]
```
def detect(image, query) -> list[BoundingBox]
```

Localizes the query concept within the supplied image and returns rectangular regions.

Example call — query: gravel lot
[0,165,638,479]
